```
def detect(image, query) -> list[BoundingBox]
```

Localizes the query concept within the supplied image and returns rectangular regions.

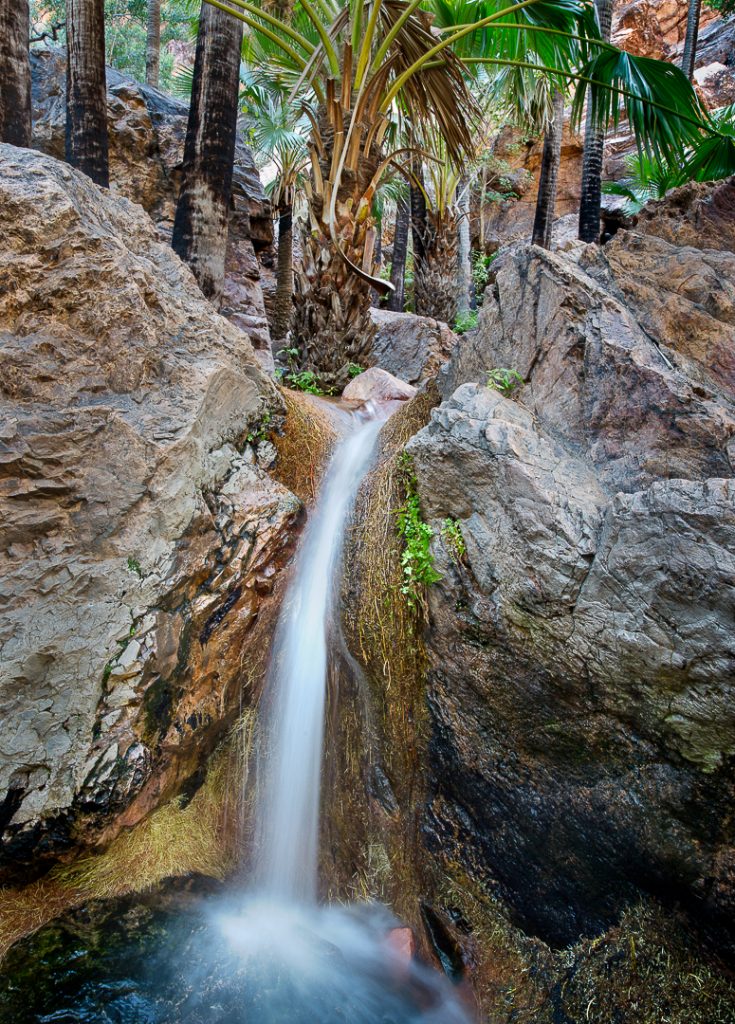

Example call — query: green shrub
[441,517,466,563]
[454,310,479,334]
[395,453,442,608]
[487,368,524,396]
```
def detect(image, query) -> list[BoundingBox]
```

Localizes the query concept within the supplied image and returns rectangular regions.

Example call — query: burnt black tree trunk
[65,0,109,187]
[0,0,32,146]
[146,0,161,87]
[681,0,702,80]
[532,91,564,249]
[578,0,613,243]
[387,193,410,312]
[272,202,294,340]
[172,2,243,304]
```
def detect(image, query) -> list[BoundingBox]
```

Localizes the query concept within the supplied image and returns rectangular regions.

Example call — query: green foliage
[704,0,735,14]
[441,517,466,563]
[30,0,195,93]
[602,152,684,215]
[487,368,524,395]
[126,556,142,577]
[472,250,496,302]
[395,454,442,608]
[454,310,479,334]
[347,363,365,379]
[603,105,735,215]
[285,370,323,395]
[246,411,272,444]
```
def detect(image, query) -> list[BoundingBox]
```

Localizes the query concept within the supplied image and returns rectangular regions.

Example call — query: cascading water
[0,402,472,1024]
[256,403,385,903]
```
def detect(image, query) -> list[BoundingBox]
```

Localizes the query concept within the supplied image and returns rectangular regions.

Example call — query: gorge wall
[0,146,301,886]
[336,177,735,1020]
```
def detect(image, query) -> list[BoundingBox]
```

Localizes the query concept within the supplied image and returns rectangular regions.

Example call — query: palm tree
[577,0,613,242]
[532,90,564,248]
[65,0,109,187]
[0,0,32,147]
[681,0,702,82]
[411,140,464,323]
[387,191,410,313]
[245,85,309,340]
[146,0,162,87]
[211,0,476,387]
[172,1,243,304]
[209,0,731,383]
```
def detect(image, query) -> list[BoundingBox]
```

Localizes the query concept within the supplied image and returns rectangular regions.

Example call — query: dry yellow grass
[0,708,257,960]
[271,388,338,503]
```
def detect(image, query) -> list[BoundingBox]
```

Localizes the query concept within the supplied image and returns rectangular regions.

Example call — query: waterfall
[256,403,384,901]
[210,399,470,1024]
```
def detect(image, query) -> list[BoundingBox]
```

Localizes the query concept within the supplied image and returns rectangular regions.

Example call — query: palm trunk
[387,194,410,313]
[172,1,243,305]
[145,0,161,88]
[578,0,613,243]
[456,174,472,315]
[0,0,31,147]
[65,0,109,187]
[414,207,460,324]
[532,91,564,250]
[681,0,702,81]
[272,202,294,341]
[293,202,379,389]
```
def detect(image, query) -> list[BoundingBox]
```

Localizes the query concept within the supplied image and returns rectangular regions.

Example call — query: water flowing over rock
[0,146,300,879]
[407,205,735,953]
[29,47,274,365]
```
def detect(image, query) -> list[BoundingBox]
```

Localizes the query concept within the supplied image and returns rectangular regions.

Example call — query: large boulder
[0,147,300,879]
[29,47,274,362]
[369,308,457,386]
[409,216,735,951]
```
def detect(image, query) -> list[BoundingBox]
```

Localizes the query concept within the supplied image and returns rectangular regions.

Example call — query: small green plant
[471,250,496,303]
[126,556,142,577]
[441,517,466,564]
[454,310,479,334]
[286,369,323,395]
[347,363,365,378]
[247,410,272,444]
[487,368,524,396]
[395,453,442,608]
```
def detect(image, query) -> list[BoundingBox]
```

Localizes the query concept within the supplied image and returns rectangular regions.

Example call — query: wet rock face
[29,47,273,362]
[0,147,299,878]
[409,207,735,951]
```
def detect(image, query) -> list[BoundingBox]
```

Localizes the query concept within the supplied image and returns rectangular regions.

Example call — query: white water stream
[211,400,470,1024]
[256,402,384,901]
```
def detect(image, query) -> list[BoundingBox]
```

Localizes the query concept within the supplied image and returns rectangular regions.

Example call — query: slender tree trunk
[479,163,488,250]
[387,194,410,313]
[0,0,32,147]
[272,202,294,341]
[578,0,613,243]
[65,0,109,187]
[172,1,243,305]
[532,91,564,250]
[681,0,702,81]
[456,175,472,315]
[146,0,161,87]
